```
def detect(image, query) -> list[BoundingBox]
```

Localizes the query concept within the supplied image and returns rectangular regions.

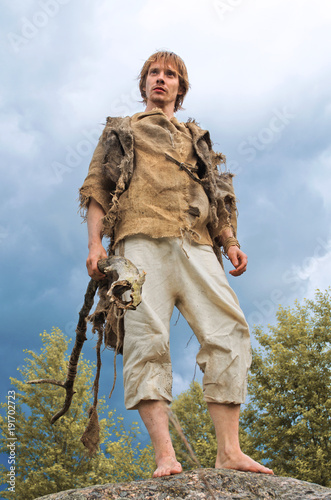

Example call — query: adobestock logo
[237,106,295,163]
[225,106,296,175]
[51,125,104,183]
[213,0,243,20]
[109,87,141,117]
[247,237,331,328]
[0,226,9,245]
[51,85,141,185]
[7,0,72,53]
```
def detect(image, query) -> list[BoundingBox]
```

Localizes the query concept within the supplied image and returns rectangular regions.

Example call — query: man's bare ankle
[155,451,177,463]
[218,444,241,461]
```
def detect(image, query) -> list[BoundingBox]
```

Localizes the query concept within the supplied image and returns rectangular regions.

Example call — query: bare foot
[153,456,183,478]
[216,451,274,475]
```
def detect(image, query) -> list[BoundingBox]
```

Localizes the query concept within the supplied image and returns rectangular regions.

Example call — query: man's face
[143,61,183,111]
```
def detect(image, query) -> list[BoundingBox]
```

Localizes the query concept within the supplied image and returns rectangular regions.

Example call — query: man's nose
[156,75,165,84]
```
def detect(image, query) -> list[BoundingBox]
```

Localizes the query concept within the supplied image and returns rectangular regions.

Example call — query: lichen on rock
[34,468,331,500]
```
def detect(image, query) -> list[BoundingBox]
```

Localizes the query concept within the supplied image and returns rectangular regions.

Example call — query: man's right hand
[86,242,108,280]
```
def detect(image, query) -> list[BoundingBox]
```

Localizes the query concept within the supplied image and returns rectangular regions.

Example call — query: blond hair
[139,51,190,112]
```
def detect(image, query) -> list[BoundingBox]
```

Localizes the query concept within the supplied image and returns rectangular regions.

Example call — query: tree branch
[27,256,145,425]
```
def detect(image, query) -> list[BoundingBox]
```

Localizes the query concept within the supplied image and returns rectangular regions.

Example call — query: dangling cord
[92,327,103,410]
[109,308,126,399]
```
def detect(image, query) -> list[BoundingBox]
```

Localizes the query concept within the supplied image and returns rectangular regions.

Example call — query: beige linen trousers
[120,235,251,410]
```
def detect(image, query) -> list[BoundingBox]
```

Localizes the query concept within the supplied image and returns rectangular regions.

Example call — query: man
[79,51,273,477]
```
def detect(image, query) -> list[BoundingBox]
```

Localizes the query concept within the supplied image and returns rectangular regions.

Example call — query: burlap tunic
[113,110,213,247]
[79,109,238,261]
[79,110,251,409]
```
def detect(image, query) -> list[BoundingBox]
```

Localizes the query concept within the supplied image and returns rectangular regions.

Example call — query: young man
[79,51,273,477]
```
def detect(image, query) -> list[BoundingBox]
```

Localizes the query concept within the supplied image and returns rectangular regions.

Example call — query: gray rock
[34,468,331,500]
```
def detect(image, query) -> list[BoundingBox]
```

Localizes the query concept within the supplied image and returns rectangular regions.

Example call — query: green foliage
[0,327,154,500]
[170,290,331,487]
[241,289,331,486]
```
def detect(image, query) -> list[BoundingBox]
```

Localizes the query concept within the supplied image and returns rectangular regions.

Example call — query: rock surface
[35,468,331,500]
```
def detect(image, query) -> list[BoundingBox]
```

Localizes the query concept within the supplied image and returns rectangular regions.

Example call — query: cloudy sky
[1,0,331,469]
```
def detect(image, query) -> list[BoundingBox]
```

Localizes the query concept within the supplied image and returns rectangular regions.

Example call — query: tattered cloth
[79,110,239,354]
[76,111,240,454]
[110,109,216,248]
[79,110,238,254]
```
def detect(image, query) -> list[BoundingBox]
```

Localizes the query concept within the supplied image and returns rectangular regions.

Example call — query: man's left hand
[227,246,247,277]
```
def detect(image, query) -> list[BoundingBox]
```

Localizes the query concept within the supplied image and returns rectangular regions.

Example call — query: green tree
[0,328,154,500]
[170,289,331,486]
[241,289,331,486]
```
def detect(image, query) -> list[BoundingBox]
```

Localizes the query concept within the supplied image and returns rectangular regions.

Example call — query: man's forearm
[87,198,106,248]
[219,226,234,244]
[86,198,108,279]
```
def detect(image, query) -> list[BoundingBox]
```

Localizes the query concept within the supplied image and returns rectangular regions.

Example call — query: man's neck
[144,102,175,120]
